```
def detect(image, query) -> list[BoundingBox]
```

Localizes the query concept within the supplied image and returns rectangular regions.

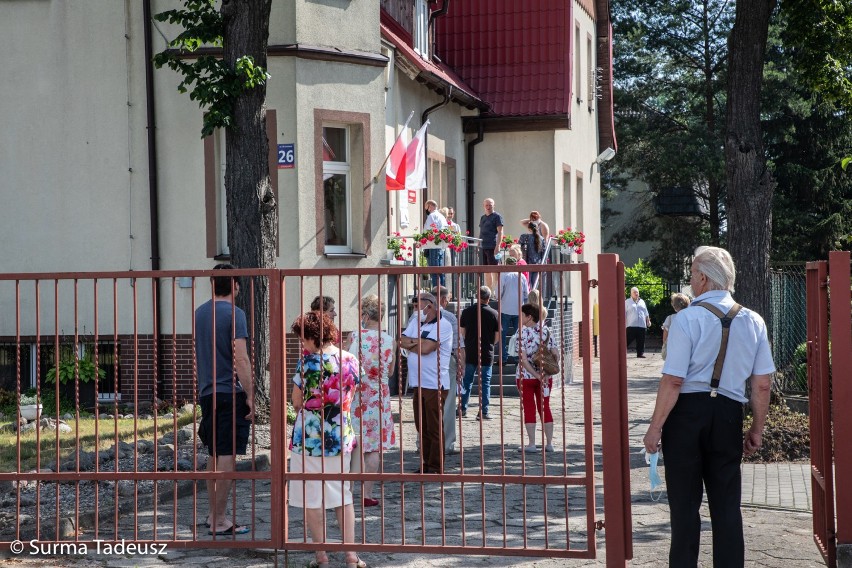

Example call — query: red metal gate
[0,258,631,565]
[806,251,852,568]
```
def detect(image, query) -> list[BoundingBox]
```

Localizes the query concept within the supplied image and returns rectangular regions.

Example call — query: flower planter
[560,245,575,255]
[20,404,42,421]
[421,241,449,250]
[389,259,407,265]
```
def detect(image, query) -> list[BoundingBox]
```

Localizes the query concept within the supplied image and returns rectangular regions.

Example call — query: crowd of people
[419,197,552,294]
[196,240,776,567]
[282,287,561,566]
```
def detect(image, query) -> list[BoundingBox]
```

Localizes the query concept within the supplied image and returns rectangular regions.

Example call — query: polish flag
[386,121,429,190]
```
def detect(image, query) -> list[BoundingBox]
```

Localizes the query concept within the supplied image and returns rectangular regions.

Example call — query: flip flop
[345,558,370,568]
[208,524,250,536]
[307,561,330,568]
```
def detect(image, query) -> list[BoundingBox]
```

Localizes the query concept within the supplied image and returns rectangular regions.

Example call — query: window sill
[324,252,368,259]
[214,253,231,262]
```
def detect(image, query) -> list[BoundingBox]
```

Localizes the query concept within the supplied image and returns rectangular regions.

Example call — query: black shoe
[637,355,646,358]
[476,411,491,421]
[457,408,467,418]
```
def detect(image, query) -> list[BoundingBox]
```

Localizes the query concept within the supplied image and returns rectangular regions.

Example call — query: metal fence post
[828,252,852,565]
[597,254,632,566]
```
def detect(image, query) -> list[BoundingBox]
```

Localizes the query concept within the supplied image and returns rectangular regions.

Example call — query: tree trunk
[222,0,276,423]
[725,0,776,320]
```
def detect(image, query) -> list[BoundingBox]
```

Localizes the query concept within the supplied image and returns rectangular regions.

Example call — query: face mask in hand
[644,449,664,501]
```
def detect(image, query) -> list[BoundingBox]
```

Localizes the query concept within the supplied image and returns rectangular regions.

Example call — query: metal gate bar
[806,260,835,567]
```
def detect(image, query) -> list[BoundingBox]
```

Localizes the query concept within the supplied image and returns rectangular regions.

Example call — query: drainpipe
[465,121,484,231]
[143,0,161,273]
[429,0,451,57]
[420,87,452,203]
[143,0,165,401]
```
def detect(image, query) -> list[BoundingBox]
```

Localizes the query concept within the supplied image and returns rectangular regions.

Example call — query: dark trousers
[626,326,647,356]
[412,387,448,473]
[661,392,745,568]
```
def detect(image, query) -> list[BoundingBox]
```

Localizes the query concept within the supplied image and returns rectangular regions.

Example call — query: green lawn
[0,413,196,472]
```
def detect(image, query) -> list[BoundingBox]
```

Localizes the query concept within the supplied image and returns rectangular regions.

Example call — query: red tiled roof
[436,0,573,118]
[380,12,485,110]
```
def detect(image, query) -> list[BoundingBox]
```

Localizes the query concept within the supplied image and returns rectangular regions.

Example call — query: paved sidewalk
[2,353,825,567]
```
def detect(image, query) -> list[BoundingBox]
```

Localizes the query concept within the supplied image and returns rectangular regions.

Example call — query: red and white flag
[386,120,429,190]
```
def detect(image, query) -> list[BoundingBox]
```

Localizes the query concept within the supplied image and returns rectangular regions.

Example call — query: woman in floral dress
[289,312,367,568]
[516,303,559,453]
[348,294,396,507]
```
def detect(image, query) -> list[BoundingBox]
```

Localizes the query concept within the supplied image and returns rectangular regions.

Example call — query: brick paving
[2,353,825,567]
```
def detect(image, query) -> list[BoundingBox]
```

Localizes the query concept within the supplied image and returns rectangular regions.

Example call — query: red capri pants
[519,378,553,424]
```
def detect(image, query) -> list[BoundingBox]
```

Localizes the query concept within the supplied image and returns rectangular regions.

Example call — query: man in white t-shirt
[625,287,651,358]
[423,200,448,288]
[399,292,453,474]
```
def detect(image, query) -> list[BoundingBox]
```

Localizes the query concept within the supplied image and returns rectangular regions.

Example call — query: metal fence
[769,263,808,394]
[0,263,635,564]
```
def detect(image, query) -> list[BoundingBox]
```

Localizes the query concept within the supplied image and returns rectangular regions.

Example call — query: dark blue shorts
[199,391,251,457]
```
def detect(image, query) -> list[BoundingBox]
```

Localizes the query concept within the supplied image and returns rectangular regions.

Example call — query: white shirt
[499,271,529,316]
[662,290,776,403]
[403,315,453,389]
[625,298,649,328]
[425,210,447,231]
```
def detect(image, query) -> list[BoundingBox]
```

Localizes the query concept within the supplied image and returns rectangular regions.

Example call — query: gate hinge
[595,519,605,530]
[589,279,599,289]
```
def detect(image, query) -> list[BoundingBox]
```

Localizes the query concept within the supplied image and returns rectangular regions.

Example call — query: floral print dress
[517,323,558,382]
[290,351,361,457]
[349,329,396,452]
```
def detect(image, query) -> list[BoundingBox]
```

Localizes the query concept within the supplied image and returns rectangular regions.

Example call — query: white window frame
[323,124,352,253]
[414,0,430,59]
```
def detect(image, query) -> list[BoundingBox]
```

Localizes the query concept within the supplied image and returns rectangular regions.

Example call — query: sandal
[307,559,330,568]
[345,559,370,568]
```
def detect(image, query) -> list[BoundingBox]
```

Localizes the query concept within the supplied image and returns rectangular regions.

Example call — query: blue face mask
[646,450,664,501]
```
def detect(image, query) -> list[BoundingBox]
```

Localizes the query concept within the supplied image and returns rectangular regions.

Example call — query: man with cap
[399,292,453,474]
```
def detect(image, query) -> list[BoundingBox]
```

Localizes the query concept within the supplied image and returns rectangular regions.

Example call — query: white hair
[693,246,736,292]
[630,287,639,294]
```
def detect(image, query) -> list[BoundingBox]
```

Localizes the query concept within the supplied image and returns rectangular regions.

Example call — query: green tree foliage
[782,1,852,109]
[624,259,666,307]
[763,15,852,261]
[607,0,734,280]
[153,0,270,137]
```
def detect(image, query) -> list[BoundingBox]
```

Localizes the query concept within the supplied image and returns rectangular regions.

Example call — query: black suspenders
[691,302,743,398]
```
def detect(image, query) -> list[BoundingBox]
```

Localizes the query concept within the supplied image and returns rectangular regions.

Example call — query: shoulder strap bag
[533,327,560,376]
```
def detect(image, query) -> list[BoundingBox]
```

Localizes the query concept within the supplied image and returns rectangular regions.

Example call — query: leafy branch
[152,0,270,137]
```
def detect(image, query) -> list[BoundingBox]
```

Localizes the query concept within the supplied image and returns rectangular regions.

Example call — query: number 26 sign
[277,144,295,169]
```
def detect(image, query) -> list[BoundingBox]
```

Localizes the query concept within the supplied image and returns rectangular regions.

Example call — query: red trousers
[519,378,553,424]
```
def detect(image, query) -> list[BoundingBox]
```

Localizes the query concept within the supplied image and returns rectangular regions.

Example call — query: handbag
[508,331,520,357]
[532,328,560,376]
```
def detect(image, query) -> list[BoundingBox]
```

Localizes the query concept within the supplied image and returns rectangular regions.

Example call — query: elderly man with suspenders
[643,246,775,568]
